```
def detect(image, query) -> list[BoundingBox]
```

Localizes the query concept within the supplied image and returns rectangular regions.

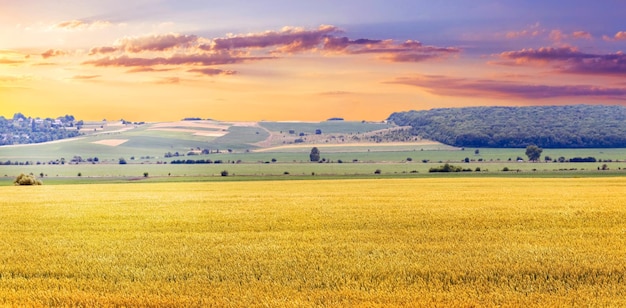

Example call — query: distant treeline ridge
[388,105,626,148]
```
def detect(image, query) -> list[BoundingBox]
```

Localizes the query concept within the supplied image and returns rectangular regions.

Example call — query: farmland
[2,120,626,182]
[1,178,625,306]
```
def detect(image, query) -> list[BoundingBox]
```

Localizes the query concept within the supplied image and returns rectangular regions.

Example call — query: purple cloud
[389,74,626,99]
[497,47,626,76]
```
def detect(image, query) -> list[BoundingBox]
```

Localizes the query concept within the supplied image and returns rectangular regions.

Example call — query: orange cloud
[71,75,101,80]
[188,68,236,76]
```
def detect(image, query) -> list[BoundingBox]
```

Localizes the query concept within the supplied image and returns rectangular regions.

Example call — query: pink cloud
[89,34,198,55]
[389,74,626,99]
[119,34,198,53]
[89,46,118,55]
[206,25,339,53]
[41,49,67,59]
[84,53,272,67]
[53,19,111,30]
[126,67,175,73]
[572,31,592,39]
[497,46,626,76]
[83,25,461,77]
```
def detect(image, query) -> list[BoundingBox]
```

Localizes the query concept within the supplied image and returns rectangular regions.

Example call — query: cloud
[89,46,118,55]
[126,67,175,73]
[505,24,593,42]
[89,34,198,55]
[324,39,460,62]
[496,46,626,76]
[201,26,458,61]
[604,31,626,41]
[572,31,592,40]
[389,74,626,99]
[0,58,25,65]
[319,91,353,96]
[41,49,67,59]
[83,25,460,77]
[155,77,181,84]
[118,34,199,53]
[53,19,112,31]
[71,75,101,80]
[206,25,339,53]
[188,68,236,76]
[84,53,272,67]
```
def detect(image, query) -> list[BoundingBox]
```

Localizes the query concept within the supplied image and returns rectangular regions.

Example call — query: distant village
[0,113,82,145]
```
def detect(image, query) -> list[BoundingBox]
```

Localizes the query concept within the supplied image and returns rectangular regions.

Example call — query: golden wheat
[0,178,625,306]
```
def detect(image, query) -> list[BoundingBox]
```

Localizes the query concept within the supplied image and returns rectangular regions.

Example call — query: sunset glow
[1,1,625,121]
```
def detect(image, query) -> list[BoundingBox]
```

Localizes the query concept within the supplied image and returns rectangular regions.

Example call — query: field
[1,178,625,306]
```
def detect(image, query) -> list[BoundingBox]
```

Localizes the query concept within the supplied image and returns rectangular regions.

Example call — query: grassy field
[1,178,625,306]
[3,119,626,181]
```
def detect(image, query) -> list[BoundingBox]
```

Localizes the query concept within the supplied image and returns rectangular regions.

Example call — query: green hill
[388,105,626,148]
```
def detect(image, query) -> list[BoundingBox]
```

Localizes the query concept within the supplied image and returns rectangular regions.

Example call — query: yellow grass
[91,139,129,147]
[1,178,625,306]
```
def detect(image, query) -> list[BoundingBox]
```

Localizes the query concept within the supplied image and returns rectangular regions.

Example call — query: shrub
[429,163,463,173]
[374,169,382,174]
[143,172,149,178]
[14,173,43,186]
[220,170,229,177]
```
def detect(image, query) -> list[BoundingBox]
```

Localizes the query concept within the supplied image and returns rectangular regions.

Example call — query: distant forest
[388,105,626,148]
[0,113,81,146]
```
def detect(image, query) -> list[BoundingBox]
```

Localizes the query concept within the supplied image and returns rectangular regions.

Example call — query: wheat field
[1,178,625,306]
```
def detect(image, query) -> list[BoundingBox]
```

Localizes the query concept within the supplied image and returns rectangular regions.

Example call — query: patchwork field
[1,178,625,306]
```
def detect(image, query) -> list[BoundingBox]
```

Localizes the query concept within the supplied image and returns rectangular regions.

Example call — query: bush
[220,170,229,177]
[14,173,43,185]
[429,163,463,173]
[143,172,149,178]
[374,169,381,174]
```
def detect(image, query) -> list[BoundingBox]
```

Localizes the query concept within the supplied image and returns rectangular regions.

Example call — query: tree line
[387,105,626,148]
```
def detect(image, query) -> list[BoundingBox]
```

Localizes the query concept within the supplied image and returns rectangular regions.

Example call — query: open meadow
[1,178,625,306]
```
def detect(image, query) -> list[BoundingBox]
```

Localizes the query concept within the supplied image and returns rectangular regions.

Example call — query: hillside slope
[388,105,626,148]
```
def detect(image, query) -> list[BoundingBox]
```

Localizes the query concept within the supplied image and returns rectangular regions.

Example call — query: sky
[1,0,625,121]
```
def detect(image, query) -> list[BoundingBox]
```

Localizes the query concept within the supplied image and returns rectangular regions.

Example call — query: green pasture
[258,121,392,134]
[2,159,625,186]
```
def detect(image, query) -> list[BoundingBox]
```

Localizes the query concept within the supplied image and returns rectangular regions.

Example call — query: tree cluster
[388,105,626,148]
[0,113,81,146]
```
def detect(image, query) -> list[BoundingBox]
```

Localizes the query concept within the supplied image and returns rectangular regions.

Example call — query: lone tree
[309,147,320,162]
[525,145,543,162]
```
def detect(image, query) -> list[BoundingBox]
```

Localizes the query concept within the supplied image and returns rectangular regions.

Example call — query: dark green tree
[525,145,543,162]
[309,147,320,162]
